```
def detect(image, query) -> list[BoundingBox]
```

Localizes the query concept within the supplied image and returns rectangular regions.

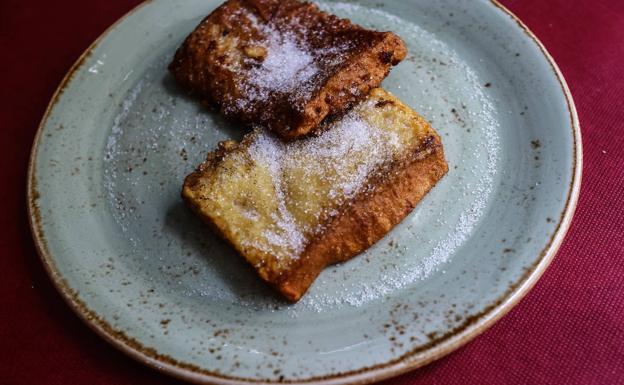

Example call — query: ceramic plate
[28,0,581,383]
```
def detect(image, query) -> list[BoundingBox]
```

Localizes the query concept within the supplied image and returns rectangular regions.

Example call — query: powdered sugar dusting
[225,6,352,119]
[248,32,318,94]
[244,101,403,260]
[246,133,307,258]
[104,79,144,236]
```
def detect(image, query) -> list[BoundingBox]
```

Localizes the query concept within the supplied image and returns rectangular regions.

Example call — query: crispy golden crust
[169,0,407,140]
[183,138,447,302]
[276,142,447,301]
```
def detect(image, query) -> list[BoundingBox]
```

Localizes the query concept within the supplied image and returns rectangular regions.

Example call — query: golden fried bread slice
[182,89,447,301]
[169,0,407,140]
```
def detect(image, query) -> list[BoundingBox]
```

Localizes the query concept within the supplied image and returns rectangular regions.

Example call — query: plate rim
[26,1,583,384]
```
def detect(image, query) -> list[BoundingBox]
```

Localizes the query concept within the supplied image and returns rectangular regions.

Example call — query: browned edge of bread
[279,32,407,140]
[274,137,448,301]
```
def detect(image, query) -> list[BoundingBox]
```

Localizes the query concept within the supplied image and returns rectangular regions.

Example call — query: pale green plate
[28,0,581,383]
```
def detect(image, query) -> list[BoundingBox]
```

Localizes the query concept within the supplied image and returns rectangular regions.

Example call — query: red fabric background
[1,0,623,383]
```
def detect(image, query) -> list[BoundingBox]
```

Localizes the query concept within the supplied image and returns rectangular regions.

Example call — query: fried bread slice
[182,89,448,301]
[169,0,407,140]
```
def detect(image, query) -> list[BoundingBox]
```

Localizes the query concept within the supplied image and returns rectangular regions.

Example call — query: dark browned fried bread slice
[169,0,407,140]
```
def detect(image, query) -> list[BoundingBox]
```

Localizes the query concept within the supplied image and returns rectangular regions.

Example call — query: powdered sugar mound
[248,31,318,94]
[228,7,351,118]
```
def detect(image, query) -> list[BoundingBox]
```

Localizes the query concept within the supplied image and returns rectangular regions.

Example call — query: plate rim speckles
[27,1,582,384]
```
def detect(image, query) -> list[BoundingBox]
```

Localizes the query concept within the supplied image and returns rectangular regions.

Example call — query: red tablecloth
[2,0,623,383]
